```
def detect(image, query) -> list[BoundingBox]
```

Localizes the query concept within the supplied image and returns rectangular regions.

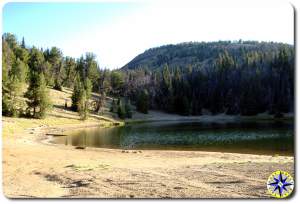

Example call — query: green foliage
[3,33,18,50]
[21,37,26,48]
[28,47,45,73]
[12,58,28,83]
[78,89,88,120]
[110,98,132,119]
[122,41,280,70]
[42,61,54,86]
[2,95,10,116]
[117,99,126,119]
[75,53,100,91]
[161,64,173,112]
[2,39,15,84]
[63,57,77,88]
[1,33,100,120]
[85,53,100,86]
[2,33,295,119]
[96,69,110,113]
[110,99,118,113]
[53,78,63,91]
[2,35,28,117]
[70,53,98,120]
[110,71,124,95]
[5,75,23,117]
[123,42,294,116]
[71,77,91,120]
[136,89,149,114]
[84,78,92,99]
[124,99,133,118]
[14,47,29,63]
[45,47,64,89]
[7,59,28,116]
[37,73,52,118]
[162,64,172,91]
[71,76,83,111]
[25,72,52,118]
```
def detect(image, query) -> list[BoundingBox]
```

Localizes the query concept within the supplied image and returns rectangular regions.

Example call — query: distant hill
[121,41,293,70]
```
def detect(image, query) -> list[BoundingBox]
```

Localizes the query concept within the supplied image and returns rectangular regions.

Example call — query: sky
[2,0,294,69]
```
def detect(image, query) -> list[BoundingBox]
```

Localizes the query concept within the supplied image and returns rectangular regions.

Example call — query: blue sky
[3,1,294,69]
[3,2,143,43]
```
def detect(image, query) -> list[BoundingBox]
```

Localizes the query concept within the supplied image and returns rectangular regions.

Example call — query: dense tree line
[122,41,294,117]
[2,34,294,119]
[2,33,132,120]
[2,33,52,118]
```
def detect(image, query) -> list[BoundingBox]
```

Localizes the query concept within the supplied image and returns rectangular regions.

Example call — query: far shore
[125,110,294,124]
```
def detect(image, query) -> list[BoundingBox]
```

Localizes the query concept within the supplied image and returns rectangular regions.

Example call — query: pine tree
[85,53,99,85]
[117,98,126,119]
[6,72,23,117]
[71,76,82,111]
[28,47,45,73]
[48,47,63,90]
[162,64,172,91]
[84,78,92,99]
[21,37,26,49]
[71,76,90,120]
[8,59,28,116]
[37,73,52,118]
[2,38,28,116]
[136,89,149,114]
[78,89,88,120]
[110,99,118,113]
[110,71,124,96]
[2,39,16,116]
[25,72,51,118]
[125,99,133,118]
[63,57,77,88]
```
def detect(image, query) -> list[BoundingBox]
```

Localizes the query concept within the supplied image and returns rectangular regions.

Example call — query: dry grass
[2,87,122,137]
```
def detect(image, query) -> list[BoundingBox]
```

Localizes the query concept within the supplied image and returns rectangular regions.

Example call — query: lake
[52,120,294,155]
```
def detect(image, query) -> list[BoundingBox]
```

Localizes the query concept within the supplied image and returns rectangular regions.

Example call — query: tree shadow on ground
[52,105,78,115]
[47,113,81,121]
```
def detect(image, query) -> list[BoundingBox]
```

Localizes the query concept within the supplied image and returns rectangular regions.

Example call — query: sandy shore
[2,119,294,199]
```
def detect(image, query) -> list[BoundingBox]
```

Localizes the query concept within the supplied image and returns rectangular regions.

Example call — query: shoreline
[3,115,294,198]
[47,113,294,157]
[125,111,294,124]
[48,125,294,157]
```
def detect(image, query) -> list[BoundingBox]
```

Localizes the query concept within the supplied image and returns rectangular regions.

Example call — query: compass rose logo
[267,170,294,198]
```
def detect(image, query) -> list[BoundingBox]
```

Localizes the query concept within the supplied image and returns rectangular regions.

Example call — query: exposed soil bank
[125,110,293,124]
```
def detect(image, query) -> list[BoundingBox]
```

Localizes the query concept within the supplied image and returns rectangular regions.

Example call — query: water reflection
[53,121,294,155]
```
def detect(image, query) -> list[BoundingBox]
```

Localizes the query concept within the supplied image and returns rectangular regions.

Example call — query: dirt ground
[2,121,294,198]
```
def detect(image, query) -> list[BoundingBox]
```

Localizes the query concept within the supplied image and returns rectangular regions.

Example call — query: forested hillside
[121,41,294,116]
[2,33,294,119]
[122,41,292,71]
